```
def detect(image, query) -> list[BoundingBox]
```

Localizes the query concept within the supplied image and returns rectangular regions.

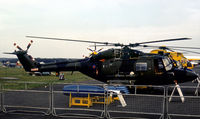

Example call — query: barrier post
[164,86,171,119]
[46,83,56,116]
[134,86,137,94]
[24,82,28,90]
[0,83,6,113]
[161,86,167,119]
[101,84,110,119]
[0,83,2,112]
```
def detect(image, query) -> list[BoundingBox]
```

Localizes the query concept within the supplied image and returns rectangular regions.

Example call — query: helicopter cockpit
[154,56,173,75]
[162,57,173,71]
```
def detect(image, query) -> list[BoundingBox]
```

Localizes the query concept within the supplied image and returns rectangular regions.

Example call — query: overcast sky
[0,0,200,58]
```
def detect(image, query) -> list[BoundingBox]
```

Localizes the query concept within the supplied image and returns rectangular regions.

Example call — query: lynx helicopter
[5,36,198,85]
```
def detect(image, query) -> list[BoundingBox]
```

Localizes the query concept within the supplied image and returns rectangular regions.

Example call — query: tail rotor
[87,47,103,56]
[4,40,38,72]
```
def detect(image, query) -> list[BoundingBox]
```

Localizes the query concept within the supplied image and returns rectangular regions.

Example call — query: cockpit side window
[154,59,165,73]
[162,57,173,71]
[114,49,121,59]
[158,60,164,70]
[136,62,147,71]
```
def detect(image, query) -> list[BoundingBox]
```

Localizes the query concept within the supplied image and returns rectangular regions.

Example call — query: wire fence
[0,81,199,119]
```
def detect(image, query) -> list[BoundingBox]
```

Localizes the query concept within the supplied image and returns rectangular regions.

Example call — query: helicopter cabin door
[101,59,121,75]
[100,49,122,75]
[154,58,165,75]
[135,59,153,76]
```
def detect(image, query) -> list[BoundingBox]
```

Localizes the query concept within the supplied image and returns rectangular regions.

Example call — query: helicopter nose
[186,70,198,79]
[173,68,198,83]
[183,69,199,83]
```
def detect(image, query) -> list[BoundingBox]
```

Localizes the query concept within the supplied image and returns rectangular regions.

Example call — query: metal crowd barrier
[106,85,165,119]
[166,86,200,119]
[52,82,106,118]
[0,81,51,115]
[0,81,200,119]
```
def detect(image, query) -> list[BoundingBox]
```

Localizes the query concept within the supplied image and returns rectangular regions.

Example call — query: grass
[0,67,93,89]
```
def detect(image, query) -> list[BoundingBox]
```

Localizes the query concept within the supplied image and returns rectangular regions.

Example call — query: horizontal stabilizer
[3,52,16,55]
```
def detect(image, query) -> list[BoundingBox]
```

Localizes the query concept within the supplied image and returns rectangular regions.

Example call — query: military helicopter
[5,36,198,86]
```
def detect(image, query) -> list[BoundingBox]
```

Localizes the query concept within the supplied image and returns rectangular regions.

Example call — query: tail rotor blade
[27,40,33,51]
[14,43,23,50]
[16,45,23,50]
[87,48,93,52]
[97,48,103,52]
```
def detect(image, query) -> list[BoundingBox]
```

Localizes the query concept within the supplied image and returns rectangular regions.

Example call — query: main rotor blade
[141,45,200,50]
[90,44,123,47]
[26,36,111,45]
[140,45,159,48]
[172,48,200,54]
[164,46,200,49]
[140,45,173,51]
[136,38,191,45]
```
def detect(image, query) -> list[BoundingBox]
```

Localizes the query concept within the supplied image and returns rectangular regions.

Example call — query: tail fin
[4,41,39,72]
[16,50,38,72]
